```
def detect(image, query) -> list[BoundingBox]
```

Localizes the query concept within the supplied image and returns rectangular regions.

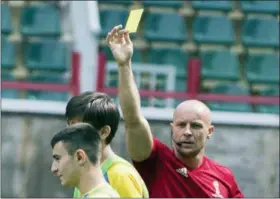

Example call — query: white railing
[1,98,279,127]
[106,61,176,108]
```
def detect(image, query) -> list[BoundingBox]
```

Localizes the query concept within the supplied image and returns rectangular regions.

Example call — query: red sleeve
[132,138,165,189]
[132,137,164,163]
[216,163,244,198]
[229,174,244,198]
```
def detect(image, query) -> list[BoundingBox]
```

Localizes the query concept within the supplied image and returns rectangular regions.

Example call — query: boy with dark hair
[66,92,148,198]
[50,123,119,198]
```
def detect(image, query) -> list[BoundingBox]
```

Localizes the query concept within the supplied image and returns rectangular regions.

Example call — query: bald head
[171,100,214,159]
[174,100,212,125]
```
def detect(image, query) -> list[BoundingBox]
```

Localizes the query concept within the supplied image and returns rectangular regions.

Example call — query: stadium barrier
[1,52,279,127]
[2,51,80,96]
[97,53,279,105]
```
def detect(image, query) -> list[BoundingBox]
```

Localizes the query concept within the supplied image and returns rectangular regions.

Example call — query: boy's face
[51,141,80,187]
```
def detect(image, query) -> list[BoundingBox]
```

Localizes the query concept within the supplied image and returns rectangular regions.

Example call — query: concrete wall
[1,113,279,197]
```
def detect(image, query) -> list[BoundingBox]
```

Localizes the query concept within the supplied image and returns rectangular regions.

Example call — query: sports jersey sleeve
[132,138,168,190]
[133,137,164,163]
[229,175,244,198]
[219,166,244,198]
[108,166,144,198]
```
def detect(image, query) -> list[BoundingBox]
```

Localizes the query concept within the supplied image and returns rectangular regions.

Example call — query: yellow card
[125,8,144,33]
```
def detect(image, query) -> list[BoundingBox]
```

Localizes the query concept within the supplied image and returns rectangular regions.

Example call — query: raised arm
[106,25,153,162]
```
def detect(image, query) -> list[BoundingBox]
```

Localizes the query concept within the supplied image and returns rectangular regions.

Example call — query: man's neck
[101,144,115,163]
[77,166,105,196]
[175,149,205,170]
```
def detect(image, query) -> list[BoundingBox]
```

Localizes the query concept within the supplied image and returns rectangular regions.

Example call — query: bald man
[106,25,244,198]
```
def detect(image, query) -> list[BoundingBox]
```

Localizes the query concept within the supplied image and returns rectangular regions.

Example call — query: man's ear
[75,149,87,165]
[99,126,111,141]
[207,125,214,139]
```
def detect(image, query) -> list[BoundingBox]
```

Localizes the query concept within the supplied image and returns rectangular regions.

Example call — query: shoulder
[153,137,169,150]
[152,137,173,157]
[107,160,146,197]
[205,157,236,179]
[132,137,172,167]
[108,161,139,180]
[105,156,142,182]
[204,158,244,197]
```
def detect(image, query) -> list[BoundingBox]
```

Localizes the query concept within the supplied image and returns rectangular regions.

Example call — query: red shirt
[133,138,244,198]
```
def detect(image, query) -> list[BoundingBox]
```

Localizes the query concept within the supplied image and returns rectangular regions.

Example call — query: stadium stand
[191,1,233,12]
[242,17,279,48]
[27,90,69,101]
[2,36,16,69]
[1,1,279,114]
[1,89,20,99]
[199,50,239,81]
[20,4,61,37]
[245,52,279,85]
[99,9,129,37]
[255,86,279,114]
[98,0,134,6]
[1,3,13,35]
[1,71,16,81]
[146,47,188,78]
[207,83,252,112]
[23,39,68,72]
[142,1,183,8]
[240,1,279,15]
[144,12,187,43]
[1,2,70,101]
[193,14,235,45]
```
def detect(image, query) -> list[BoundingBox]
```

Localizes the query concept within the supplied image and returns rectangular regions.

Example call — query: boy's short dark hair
[65,91,120,144]
[51,123,101,164]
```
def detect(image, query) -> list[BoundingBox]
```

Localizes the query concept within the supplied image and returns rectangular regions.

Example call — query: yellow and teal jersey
[76,182,119,198]
[73,155,149,198]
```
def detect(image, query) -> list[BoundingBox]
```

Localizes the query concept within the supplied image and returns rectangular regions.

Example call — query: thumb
[123,30,131,44]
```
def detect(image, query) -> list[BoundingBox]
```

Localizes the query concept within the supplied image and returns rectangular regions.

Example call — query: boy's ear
[99,125,111,140]
[75,149,87,165]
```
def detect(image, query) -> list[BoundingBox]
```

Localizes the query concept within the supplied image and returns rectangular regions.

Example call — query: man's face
[51,142,80,187]
[171,102,213,158]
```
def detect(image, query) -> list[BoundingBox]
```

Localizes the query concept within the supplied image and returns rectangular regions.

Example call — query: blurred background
[1,0,279,197]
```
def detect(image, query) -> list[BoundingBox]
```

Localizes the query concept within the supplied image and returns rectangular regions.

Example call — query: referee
[106,24,244,198]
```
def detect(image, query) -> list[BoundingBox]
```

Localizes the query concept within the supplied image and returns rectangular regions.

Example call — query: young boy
[51,123,120,198]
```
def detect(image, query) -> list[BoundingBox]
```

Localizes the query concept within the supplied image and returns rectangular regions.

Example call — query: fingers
[119,29,131,44]
[124,30,131,44]
[106,25,131,46]
[106,32,112,45]
[110,24,123,37]
[106,24,123,46]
